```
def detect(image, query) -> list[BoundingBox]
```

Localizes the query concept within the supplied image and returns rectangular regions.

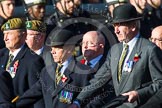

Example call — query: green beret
[46,29,79,47]
[24,0,46,7]
[26,20,46,33]
[1,18,25,31]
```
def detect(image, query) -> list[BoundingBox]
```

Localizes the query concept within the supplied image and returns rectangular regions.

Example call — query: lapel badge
[127,61,133,73]
[80,59,86,64]
[8,60,19,78]
[14,60,19,72]
[124,61,134,73]
[59,90,73,104]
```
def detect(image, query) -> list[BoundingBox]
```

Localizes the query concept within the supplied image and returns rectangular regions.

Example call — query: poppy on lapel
[80,59,86,64]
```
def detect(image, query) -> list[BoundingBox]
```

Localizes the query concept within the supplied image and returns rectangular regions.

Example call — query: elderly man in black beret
[14,29,94,108]
[70,4,162,108]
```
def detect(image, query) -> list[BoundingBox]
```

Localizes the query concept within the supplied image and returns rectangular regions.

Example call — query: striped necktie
[6,54,14,70]
[118,44,129,82]
[55,64,63,85]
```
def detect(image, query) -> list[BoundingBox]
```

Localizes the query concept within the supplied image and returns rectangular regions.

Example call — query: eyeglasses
[149,37,162,42]
[80,41,99,47]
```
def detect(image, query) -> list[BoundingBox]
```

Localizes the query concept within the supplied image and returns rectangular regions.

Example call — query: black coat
[16,58,93,108]
[0,44,45,108]
[0,70,15,108]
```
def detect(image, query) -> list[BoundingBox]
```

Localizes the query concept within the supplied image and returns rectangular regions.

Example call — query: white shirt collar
[60,56,72,75]
[122,33,140,71]
[35,47,44,55]
[9,44,24,60]
[123,33,140,51]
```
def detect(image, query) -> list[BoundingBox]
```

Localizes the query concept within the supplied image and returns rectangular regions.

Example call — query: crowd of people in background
[0,0,162,108]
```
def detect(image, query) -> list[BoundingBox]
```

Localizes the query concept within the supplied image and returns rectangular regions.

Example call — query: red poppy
[14,60,19,72]
[133,54,140,62]
[80,59,86,64]
[62,75,67,83]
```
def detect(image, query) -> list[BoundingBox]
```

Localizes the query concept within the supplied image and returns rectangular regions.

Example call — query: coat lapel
[10,44,28,66]
[51,59,75,98]
[45,62,57,95]
[112,43,123,91]
[118,37,143,93]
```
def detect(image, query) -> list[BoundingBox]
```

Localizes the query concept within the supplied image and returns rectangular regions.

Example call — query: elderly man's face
[0,0,15,18]
[51,46,64,63]
[26,29,43,50]
[51,45,74,63]
[81,31,104,61]
[150,28,162,50]
[3,29,25,51]
[113,21,136,43]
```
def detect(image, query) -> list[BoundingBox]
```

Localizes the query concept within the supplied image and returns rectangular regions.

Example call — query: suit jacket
[77,36,162,108]
[16,58,93,108]
[0,70,15,108]
[0,44,45,108]
[139,87,162,108]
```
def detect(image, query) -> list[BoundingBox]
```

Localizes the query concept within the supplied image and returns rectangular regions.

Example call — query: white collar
[9,44,24,60]
[35,47,44,55]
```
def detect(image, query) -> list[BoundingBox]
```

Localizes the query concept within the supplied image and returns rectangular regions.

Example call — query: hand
[68,104,79,108]
[122,90,139,103]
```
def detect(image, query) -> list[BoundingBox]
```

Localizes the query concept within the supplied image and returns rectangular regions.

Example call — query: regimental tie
[6,54,14,70]
[118,44,129,82]
[55,64,63,85]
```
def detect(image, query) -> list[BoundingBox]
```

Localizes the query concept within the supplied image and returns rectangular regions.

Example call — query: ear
[131,25,136,31]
